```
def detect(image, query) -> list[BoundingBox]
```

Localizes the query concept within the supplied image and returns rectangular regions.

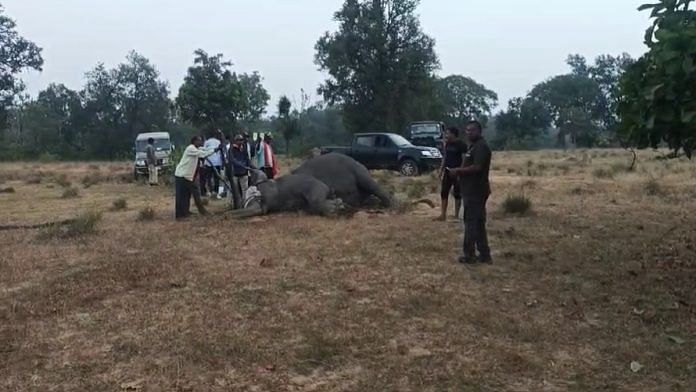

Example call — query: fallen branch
[0,219,76,232]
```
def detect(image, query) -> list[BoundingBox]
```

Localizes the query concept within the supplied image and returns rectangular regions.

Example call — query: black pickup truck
[320,132,442,176]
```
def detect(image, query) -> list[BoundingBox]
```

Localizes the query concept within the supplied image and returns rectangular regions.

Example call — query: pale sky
[5,0,650,114]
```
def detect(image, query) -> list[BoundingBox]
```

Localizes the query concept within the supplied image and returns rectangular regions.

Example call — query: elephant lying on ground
[227,154,392,219]
[292,153,392,208]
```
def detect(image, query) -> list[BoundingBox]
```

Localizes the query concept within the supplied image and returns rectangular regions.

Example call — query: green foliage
[501,194,532,215]
[315,0,439,133]
[494,97,552,149]
[39,211,102,240]
[435,75,498,127]
[618,0,696,158]
[176,50,269,135]
[0,6,44,128]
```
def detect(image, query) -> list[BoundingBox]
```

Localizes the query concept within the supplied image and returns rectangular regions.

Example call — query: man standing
[228,135,252,209]
[174,135,219,220]
[436,127,467,221]
[243,132,256,160]
[202,132,224,198]
[256,134,279,179]
[449,120,492,264]
[145,137,158,186]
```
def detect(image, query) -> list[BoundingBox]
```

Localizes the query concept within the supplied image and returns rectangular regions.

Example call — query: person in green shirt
[448,120,492,264]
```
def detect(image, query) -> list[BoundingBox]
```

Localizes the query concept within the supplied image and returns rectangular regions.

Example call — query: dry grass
[0,150,695,391]
[137,206,156,221]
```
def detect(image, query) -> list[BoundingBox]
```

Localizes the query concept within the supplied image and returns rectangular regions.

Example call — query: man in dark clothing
[436,127,467,221]
[228,135,253,209]
[449,120,492,264]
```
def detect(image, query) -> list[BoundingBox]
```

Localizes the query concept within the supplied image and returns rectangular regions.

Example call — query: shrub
[138,207,156,221]
[25,176,42,185]
[645,178,664,196]
[0,187,16,194]
[39,211,102,240]
[38,152,59,163]
[54,174,71,188]
[111,198,128,211]
[502,194,532,215]
[592,167,615,179]
[81,173,103,188]
[62,187,79,199]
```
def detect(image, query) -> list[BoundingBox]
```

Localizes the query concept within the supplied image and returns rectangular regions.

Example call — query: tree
[617,0,696,157]
[238,72,270,125]
[315,0,439,133]
[494,97,552,149]
[113,51,171,145]
[530,74,604,147]
[567,53,634,132]
[176,50,244,134]
[276,95,299,154]
[0,6,43,128]
[436,75,498,126]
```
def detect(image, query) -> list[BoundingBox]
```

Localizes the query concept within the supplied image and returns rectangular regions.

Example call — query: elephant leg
[356,173,392,207]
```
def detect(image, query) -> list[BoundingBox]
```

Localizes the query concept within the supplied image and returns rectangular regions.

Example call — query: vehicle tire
[399,159,420,177]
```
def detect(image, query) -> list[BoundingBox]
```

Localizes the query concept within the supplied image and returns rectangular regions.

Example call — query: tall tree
[177,50,267,135]
[494,97,552,149]
[567,53,634,132]
[530,74,604,147]
[113,51,171,144]
[276,95,299,154]
[315,0,439,133]
[618,0,696,157]
[238,72,270,124]
[436,75,498,127]
[0,6,43,128]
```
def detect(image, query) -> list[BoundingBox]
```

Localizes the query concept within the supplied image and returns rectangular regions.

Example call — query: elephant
[292,153,392,208]
[227,154,391,219]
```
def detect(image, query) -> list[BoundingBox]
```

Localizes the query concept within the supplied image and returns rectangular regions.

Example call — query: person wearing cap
[227,135,253,209]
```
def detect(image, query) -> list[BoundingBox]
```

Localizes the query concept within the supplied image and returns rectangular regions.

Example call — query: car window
[356,136,375,147]
[389,134,413,147]
[375,135,392,148]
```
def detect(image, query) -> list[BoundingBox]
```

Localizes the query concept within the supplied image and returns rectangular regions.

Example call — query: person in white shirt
[202,133,224,197]
[174,135,220,220]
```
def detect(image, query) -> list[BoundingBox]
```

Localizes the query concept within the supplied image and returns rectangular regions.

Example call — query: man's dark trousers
[462,196,490,260]
[175,176,208,219]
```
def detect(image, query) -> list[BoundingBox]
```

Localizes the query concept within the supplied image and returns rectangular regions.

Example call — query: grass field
[1,150,694,391]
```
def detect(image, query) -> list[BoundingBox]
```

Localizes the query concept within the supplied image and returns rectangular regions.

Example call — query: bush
[0,187,16,194]
[138,207,156,221]
[62,187,79,199]
[111,198,128,211]
[54,174,71,188]
[502,194,532,215]
[592,167,615,179]
[38,152,59,163]
[25,176,42,185]
[645,178,664,196]
[39,211,102,240]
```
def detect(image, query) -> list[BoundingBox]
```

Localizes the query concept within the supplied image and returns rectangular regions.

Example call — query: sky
[4,0,651,114]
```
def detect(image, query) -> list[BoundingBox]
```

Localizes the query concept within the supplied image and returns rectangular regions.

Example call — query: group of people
[437,120,493,265]
[172,131,278,220]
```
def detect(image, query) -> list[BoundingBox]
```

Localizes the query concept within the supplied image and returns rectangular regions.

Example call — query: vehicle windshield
[389,134,413,147]
[136,139,171,153]
[410,123,441,138]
